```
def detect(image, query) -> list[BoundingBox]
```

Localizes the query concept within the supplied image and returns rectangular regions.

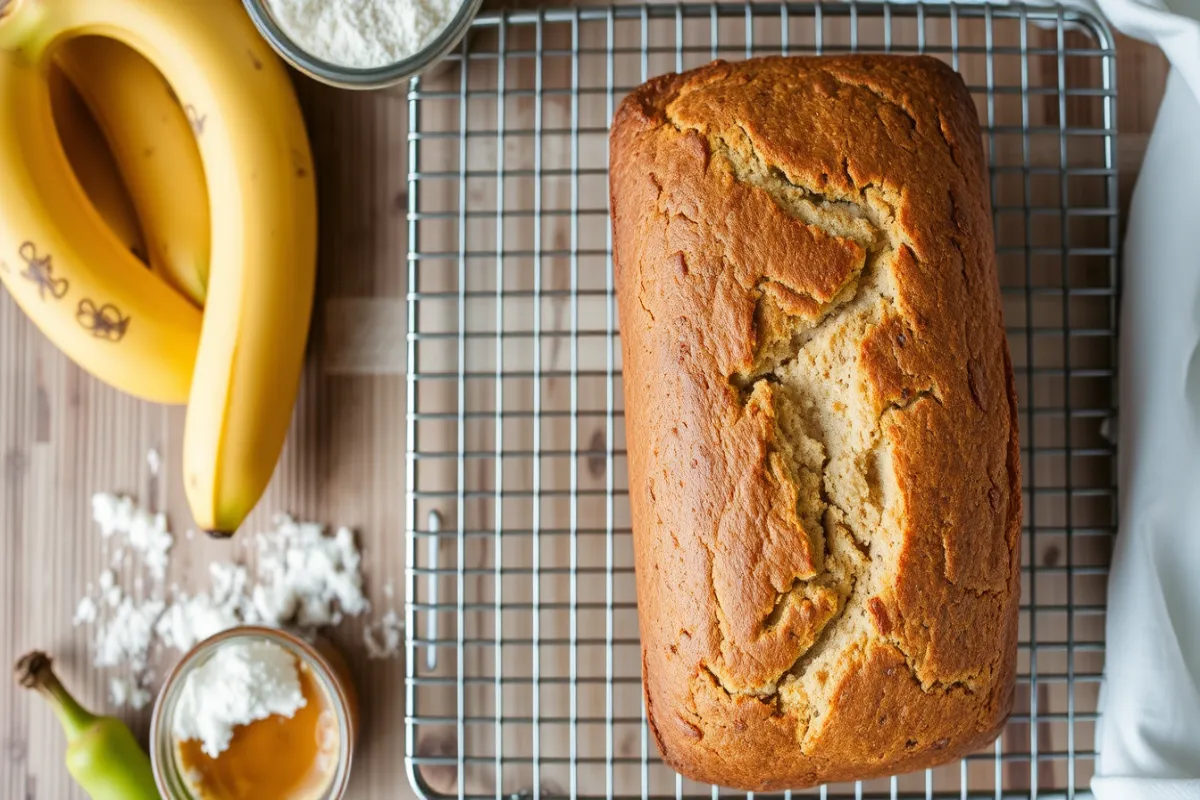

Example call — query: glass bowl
[150,626,359,800]
[241,0,482,89]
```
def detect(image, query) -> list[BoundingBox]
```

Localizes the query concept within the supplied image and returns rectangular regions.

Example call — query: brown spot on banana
[291,149,310,179]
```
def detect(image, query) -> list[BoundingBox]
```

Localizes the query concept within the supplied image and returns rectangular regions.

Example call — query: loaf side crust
[611,56,1021,790]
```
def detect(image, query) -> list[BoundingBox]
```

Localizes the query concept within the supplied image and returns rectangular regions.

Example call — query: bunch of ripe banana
[0,0,316,536]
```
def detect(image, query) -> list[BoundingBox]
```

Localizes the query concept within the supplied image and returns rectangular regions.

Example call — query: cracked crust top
[611,56,1021,790]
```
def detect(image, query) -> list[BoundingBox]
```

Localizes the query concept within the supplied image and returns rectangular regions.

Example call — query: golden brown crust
[611,55,1020,790]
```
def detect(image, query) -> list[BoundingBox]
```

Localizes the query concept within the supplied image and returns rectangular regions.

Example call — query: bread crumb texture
[610,56,1021,790]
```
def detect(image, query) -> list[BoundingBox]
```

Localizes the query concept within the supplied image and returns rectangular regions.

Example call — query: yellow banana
[0,0,317,534]
[47,64,148,266]
[56,35,210,309]
[0,3,201,405]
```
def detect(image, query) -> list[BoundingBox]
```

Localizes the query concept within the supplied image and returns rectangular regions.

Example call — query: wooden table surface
[0,5,1168,799]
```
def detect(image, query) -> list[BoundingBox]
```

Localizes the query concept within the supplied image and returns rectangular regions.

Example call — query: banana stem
[15,651,97,741]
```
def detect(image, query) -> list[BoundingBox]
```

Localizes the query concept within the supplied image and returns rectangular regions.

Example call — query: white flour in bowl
[172,639,306,757]
[267,0,460,69]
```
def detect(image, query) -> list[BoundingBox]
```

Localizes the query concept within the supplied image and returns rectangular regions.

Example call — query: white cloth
[1082,0,1200,796]
[1090,66,1200,799]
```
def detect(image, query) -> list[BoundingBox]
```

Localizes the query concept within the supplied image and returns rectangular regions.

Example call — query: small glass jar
[150,627,359,800]
[240,0,483,90]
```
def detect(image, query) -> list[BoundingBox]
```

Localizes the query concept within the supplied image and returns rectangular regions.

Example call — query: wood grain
[0,8,1167,799]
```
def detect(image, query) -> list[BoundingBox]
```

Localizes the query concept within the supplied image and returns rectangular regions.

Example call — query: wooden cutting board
[0,7,1167,798]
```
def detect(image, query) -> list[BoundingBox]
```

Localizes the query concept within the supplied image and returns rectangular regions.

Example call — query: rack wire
[404,4,1119,799]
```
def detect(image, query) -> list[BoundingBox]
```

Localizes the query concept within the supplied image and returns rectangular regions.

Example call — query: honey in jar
[152,628,358,800]
[175,660,339,799]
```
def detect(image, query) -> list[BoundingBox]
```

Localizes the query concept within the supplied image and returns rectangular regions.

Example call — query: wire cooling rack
[404,3,1118,799]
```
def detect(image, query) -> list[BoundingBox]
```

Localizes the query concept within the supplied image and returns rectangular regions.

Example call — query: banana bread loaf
[610,55,1020,790]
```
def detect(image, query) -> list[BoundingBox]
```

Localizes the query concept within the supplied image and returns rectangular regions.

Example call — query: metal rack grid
[404,4,1118,799]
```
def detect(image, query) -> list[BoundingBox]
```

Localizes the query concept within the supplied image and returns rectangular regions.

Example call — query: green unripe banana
[15,651,160,800]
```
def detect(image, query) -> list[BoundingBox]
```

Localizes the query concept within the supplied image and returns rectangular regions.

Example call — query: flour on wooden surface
[74,497,392,711]
[109,677,151,711]
[92,493,173,580]
[267,0,459,69]
[363,608,402,659]
[73,596,98,626]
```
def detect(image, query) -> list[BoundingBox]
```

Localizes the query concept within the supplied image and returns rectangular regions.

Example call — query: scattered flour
[172,640,306,757]
[252,519,369,627]
[154,562,254,654]
[363,608,403,660]
[93,594,166,673]
[92,493,173,580]
[75,496,394,711]
[266,0,460,69]
[109,676,152,711]
[72,596,98,626]
[99,570,122,608]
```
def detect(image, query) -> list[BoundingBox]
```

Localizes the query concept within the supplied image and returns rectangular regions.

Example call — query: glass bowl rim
[240,0,483,89]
